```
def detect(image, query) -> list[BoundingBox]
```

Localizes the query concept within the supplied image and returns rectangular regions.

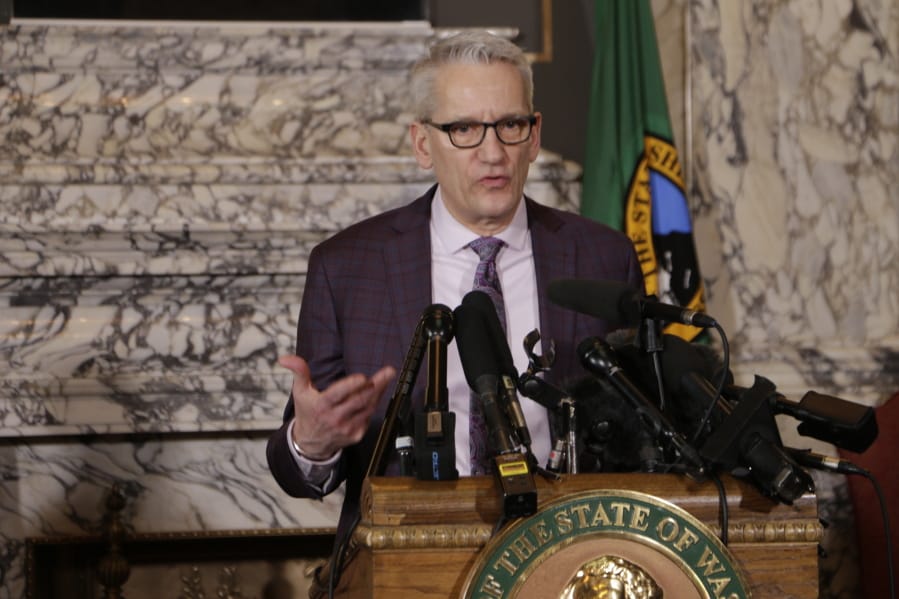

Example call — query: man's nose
[477,126,506,161]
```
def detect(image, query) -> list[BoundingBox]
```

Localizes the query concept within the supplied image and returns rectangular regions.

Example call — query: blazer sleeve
[266,243,350,499]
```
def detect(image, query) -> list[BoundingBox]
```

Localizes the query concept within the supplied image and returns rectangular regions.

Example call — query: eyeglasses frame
[421,115,538,149]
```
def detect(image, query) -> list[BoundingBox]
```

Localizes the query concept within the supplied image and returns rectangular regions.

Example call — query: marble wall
[681,2,898,597]
[686,0,899,407]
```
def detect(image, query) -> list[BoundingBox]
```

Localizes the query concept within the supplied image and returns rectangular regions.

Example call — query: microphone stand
[518,329,576,475]
[366,312,429,479]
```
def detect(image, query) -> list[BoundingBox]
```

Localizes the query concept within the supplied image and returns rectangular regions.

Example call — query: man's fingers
[322,372,375,405]
[332,366,395,403]
[371,365,397,391]
[291,365,397,456]
[322,366,397,422]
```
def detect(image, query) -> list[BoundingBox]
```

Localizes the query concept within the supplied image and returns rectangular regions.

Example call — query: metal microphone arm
[517,329,578,474]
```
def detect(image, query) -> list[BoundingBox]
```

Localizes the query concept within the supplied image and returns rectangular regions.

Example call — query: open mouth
[480,175,509,188]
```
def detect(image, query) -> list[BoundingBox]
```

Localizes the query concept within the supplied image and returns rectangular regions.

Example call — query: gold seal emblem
[560,555,662,599]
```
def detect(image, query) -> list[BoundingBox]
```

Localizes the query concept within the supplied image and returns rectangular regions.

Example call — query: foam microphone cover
[547,279,642,325]
[565,375,656,473]
[461,290,515,378]
[452,303,498,388]
[569,328,659,472]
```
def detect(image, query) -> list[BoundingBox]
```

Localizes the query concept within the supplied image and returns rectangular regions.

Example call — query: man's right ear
[409,122,433,170]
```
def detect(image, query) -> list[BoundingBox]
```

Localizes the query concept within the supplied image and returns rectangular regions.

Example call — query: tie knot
[469,236,505,263]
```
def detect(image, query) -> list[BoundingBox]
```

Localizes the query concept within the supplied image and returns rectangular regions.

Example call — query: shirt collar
[431,186,529,255]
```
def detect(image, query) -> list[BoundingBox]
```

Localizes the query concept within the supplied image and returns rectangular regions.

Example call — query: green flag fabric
[582,0,706,341]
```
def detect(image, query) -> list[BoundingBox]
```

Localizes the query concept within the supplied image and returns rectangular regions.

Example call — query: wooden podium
[328,473,822,598]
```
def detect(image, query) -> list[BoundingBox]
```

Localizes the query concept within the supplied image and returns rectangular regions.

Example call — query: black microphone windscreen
[547,279,642,325]
[452,303,499,388]
[659,334,728,387]
[461,290,515,376]
[565,375,659,473]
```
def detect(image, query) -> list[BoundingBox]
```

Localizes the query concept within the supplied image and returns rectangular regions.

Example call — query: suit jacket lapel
[382,187,435,358]
[528,199,578,383]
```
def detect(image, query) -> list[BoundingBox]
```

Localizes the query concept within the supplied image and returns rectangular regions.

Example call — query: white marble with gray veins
[687,0,899,406]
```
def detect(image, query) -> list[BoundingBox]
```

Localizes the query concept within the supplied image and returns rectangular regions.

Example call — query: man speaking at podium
[266,30,643,543]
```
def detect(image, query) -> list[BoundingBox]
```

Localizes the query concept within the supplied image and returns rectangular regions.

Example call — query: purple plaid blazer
[266,185,643,538]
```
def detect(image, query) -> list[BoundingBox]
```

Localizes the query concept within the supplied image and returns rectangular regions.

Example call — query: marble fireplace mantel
[0,20,580,440]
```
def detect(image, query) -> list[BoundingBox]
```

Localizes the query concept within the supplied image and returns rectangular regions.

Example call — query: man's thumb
[278,355,311,390]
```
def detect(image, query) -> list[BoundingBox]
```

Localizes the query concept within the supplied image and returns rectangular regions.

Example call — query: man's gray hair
[409,30,534,120]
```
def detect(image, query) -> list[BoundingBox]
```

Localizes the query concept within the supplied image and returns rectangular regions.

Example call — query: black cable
[493,514,509,536]
[709,472,729,545]
[788,452,895,599]
[328,511,361,599]
[855,467,896,599]
[690,322,730,445]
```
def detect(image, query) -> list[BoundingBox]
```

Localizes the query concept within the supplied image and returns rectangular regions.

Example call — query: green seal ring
[462,488,751,599]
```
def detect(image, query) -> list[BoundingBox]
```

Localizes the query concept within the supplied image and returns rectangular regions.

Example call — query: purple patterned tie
[468,236,506,475]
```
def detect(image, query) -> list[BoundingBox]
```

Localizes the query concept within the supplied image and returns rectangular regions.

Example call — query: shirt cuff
[287,419,341,492]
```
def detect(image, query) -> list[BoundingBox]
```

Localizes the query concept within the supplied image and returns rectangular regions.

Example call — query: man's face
[410,62,542,236]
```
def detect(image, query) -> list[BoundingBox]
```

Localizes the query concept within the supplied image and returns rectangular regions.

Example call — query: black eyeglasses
[422,115,537,149]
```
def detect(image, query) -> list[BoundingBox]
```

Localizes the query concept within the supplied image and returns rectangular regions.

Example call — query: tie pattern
[468,236,506,475]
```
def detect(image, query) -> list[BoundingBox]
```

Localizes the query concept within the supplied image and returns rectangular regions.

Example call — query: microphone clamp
[493,452,537,519]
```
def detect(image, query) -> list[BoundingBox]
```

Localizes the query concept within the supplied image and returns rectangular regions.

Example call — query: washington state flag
[582,0,706,341]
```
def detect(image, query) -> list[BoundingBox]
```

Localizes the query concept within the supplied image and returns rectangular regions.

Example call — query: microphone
[783,448,866,476]
[454,303,537,518]
[413,304,458,481]
[766,390,876,454]
[658,338,813,503]
[548,279,717,328]
[453,303,516,455]
[564,374,662,473]
[721,383,877,453]
[461,290,533,449]
[577,336,705,474]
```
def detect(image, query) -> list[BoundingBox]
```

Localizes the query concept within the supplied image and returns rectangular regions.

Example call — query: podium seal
[462,489,751,599]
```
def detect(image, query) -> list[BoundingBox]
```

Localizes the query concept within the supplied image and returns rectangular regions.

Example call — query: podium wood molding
[339,473,821,598]
[354,517,821,551]
[356,523,493,550]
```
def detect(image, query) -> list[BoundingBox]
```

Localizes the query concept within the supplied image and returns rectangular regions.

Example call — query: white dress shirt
[430,188,551,475]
